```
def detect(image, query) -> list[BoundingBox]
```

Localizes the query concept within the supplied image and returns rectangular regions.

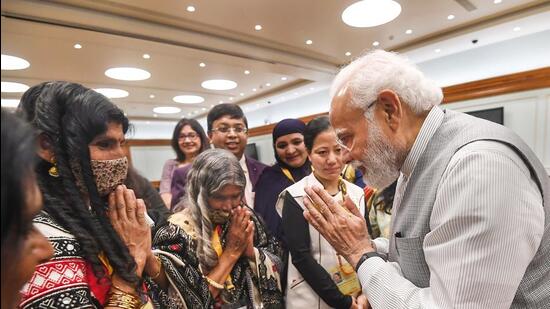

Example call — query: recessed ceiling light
[219,100,224,104]
[153,106,181,114]
[447,14,455,20]
[345,51,351,56]
[199,62,206,68]
[265,83,271,87]
[1,54,30,70]
[372,41,380,46]
[1,99,19,108]
[210,104,214,108]
[405,29,413,34]
[244,70,250,75]
[1,81,30,93]
[281,77,288,81]
[124,112,128,116]
[255,25,262,31]
[105,67,151,81]
[187,5,196,12]
[252,88,257,92]
[342,0,401,28]
[142,54,151,59]
[239,93,245,96]
[201,107,206,111]
[435,48,442,53]
[494,0,502,3]
[93,88,129,99]
[305,39,313,45]
[513,26,521,32]
[149,94,155,99]
[229,97,234,101]
[73,43,82,49]
[173,95,205,104]
[201,79,237,90]
[153,114,158,118]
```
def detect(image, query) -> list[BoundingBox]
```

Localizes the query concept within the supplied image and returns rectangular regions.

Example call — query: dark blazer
[170,155,267,209]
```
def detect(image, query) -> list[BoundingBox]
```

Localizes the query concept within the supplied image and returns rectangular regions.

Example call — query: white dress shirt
[357,107,544,308]
[240,155,255,208]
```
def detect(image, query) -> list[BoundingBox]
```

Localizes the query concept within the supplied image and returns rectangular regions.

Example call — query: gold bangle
[204,276,224,289]
[106,290,142,309]
[149,255,162,280]
[111,282,136,294]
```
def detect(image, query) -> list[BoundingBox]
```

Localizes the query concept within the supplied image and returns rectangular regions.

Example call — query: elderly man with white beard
[302,50,549,308]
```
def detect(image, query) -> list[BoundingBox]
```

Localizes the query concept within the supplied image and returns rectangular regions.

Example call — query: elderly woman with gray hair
[163,149,283,308]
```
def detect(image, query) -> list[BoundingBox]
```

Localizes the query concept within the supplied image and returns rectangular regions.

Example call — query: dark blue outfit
[253,119,311,241]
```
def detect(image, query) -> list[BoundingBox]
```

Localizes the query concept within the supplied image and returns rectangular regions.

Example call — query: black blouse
[281,192,352,309]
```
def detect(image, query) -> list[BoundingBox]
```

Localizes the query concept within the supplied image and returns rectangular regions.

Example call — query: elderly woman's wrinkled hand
[108,185,152,277]
[302,186,374,269]
[226,206,253,259]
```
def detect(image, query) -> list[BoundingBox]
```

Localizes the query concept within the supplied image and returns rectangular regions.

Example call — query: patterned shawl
[147,207,284,308]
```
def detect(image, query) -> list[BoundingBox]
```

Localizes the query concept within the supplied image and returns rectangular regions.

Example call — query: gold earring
[48,157,59,177]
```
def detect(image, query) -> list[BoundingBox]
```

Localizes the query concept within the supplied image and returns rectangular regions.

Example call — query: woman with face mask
[275,116,367,309]
[15,81,174,308]
[168,149,284,308]
[254,118,311,241]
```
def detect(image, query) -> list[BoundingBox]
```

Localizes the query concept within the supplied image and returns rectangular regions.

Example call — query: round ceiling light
[173,95,205,104]
[342,0,402,28]
[1,81,30,93]
[153,106,181,114]
[1,99,20,108]
[93,88,129,98]
[1,54,30,70]
[105,67,151,81]
[201,79,237,90]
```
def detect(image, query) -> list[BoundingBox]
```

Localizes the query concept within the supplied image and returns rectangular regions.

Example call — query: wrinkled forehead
[330,92,361,130]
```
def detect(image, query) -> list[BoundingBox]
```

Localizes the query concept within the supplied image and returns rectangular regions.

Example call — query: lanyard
[338,176,347,202]
[281,167,296,183]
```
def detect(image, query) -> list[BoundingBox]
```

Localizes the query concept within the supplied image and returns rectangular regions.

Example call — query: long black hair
[171,118,209,162]
[1,109,37,246]
[17,81,140,284]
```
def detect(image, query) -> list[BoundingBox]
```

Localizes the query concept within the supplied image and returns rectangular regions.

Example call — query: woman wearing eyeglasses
[276,116,367,309]
[159,118,209,208]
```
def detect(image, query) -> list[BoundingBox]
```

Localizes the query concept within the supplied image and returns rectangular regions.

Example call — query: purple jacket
[170,155,267,209]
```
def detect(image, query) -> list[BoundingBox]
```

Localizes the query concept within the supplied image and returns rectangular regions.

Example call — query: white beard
[358,121,405,190]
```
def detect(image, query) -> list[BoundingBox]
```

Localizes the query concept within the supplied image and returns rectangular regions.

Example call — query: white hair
[330,50,443,115]
[181,149,246,271]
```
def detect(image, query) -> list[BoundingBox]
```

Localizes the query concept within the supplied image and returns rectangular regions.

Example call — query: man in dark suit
[170,103,267,209]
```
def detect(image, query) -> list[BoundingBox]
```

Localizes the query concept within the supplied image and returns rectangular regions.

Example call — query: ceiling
[1,0,549,121]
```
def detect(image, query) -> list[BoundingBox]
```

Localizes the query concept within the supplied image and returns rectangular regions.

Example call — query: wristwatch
[355,251,386,272]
